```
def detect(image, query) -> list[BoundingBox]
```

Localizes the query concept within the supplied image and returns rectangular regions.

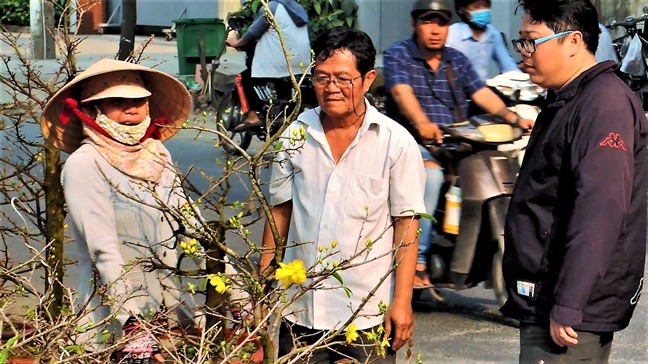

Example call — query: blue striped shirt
[384,36,486,127]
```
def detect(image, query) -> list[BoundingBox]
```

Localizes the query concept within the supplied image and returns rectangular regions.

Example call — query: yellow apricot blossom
[275,259,307,287]
[345,323,359,343]
[180,238,200,255]
[208,274,229,294]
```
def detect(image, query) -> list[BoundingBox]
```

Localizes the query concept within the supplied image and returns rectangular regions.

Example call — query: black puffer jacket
[501,61,648,332]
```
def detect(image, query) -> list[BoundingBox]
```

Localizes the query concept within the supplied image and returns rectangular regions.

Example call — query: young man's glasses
[511,30,574,54]
[313,75,362,89]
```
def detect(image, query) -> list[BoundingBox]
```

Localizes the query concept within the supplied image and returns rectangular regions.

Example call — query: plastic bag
[619,35,632,59]
[620,33,646,77]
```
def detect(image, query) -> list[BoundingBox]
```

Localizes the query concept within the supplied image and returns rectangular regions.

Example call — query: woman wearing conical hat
[41,59,200,360]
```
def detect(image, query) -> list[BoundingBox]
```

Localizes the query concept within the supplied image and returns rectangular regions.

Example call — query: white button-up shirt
[269,102,426,330]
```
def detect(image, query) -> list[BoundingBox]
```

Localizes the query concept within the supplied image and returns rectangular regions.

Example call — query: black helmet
[454,0,492,13]
[412,0,453,21]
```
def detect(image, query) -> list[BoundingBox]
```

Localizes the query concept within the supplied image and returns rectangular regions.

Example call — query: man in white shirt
[261,27,426,362]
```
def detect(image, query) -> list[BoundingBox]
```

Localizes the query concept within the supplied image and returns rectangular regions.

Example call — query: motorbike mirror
[643,5,648,14]
[227,18,243,31]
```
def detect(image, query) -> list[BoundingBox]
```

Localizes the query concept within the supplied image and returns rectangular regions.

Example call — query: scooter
[415,115,526,306]
[484,71,545,165]
[212,17,317,154]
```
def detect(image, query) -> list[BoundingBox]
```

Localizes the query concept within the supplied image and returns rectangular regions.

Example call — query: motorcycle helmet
[412,0,453,21]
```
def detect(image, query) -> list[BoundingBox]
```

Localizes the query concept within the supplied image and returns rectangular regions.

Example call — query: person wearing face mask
[41,59,202,363]
[446,0,520,81]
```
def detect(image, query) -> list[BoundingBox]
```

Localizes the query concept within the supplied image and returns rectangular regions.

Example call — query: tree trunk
[204,223,227,354]
[44,145,65,318]
[118,0,137,61]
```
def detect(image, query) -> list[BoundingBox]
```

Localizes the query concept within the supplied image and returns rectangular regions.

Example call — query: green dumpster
[173,18,227,76]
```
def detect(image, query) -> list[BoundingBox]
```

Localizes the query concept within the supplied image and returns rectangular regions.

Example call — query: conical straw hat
[41,59,192,154]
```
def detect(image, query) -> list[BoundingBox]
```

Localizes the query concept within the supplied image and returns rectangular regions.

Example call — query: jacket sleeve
[550,105,636,327]
[242,1,279,44]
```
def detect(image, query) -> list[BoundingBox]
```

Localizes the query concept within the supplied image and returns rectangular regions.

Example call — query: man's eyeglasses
[511,30,574,54]
[313,75,362,89]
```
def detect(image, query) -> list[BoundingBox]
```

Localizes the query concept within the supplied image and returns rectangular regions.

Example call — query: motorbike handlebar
[421,134,462,150]
[607,14,648,30]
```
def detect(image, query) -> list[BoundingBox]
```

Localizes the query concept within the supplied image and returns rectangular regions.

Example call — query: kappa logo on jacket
[599,133,627,151]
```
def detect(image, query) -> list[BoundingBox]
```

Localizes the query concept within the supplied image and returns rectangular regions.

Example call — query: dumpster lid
[173,18,224,24]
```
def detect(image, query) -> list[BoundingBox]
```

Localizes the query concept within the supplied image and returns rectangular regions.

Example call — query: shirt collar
[299,98,380,137]
[550,61,617,106]
[454,22,477,41]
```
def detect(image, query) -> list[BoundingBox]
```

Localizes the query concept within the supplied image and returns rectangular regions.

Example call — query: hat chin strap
[59,98,170,143]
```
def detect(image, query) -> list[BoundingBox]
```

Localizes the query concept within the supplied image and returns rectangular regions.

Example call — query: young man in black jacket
[503,0,648,362]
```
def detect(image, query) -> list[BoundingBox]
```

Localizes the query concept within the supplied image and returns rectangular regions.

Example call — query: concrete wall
[595,0,647,25]
[103,0,243,28]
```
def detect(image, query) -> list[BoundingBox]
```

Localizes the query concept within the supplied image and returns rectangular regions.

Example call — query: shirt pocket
[345,174,389,222]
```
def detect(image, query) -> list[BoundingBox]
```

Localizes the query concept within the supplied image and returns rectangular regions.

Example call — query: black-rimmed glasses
[312,75,362,89]
[511,30,575,54]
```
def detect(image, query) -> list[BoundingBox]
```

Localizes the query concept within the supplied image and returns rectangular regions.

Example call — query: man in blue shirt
[384,0,534,288]
[446,0,520,81]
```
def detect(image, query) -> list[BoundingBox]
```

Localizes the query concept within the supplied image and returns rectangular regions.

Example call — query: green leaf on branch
[98,330,111,344]
[274,141,284,151]
[332,271,344,285]
[0,335,19,363]
[400,209,436,222]
[417,212,435,221]
[343,286,353,298]
[64,345,82,354]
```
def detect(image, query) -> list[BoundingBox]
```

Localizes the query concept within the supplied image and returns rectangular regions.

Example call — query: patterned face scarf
[82,122,172,182]
[94,105,151,145]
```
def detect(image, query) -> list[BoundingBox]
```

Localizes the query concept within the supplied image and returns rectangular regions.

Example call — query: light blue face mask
[468,8,491,28]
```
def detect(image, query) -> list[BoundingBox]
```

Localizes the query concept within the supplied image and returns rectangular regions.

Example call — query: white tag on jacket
[517,281,535,298]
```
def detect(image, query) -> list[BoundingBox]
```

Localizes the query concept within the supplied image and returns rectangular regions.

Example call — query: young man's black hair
[517,0,600,54]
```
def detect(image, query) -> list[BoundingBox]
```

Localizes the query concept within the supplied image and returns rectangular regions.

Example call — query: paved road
[1,33,646,363]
